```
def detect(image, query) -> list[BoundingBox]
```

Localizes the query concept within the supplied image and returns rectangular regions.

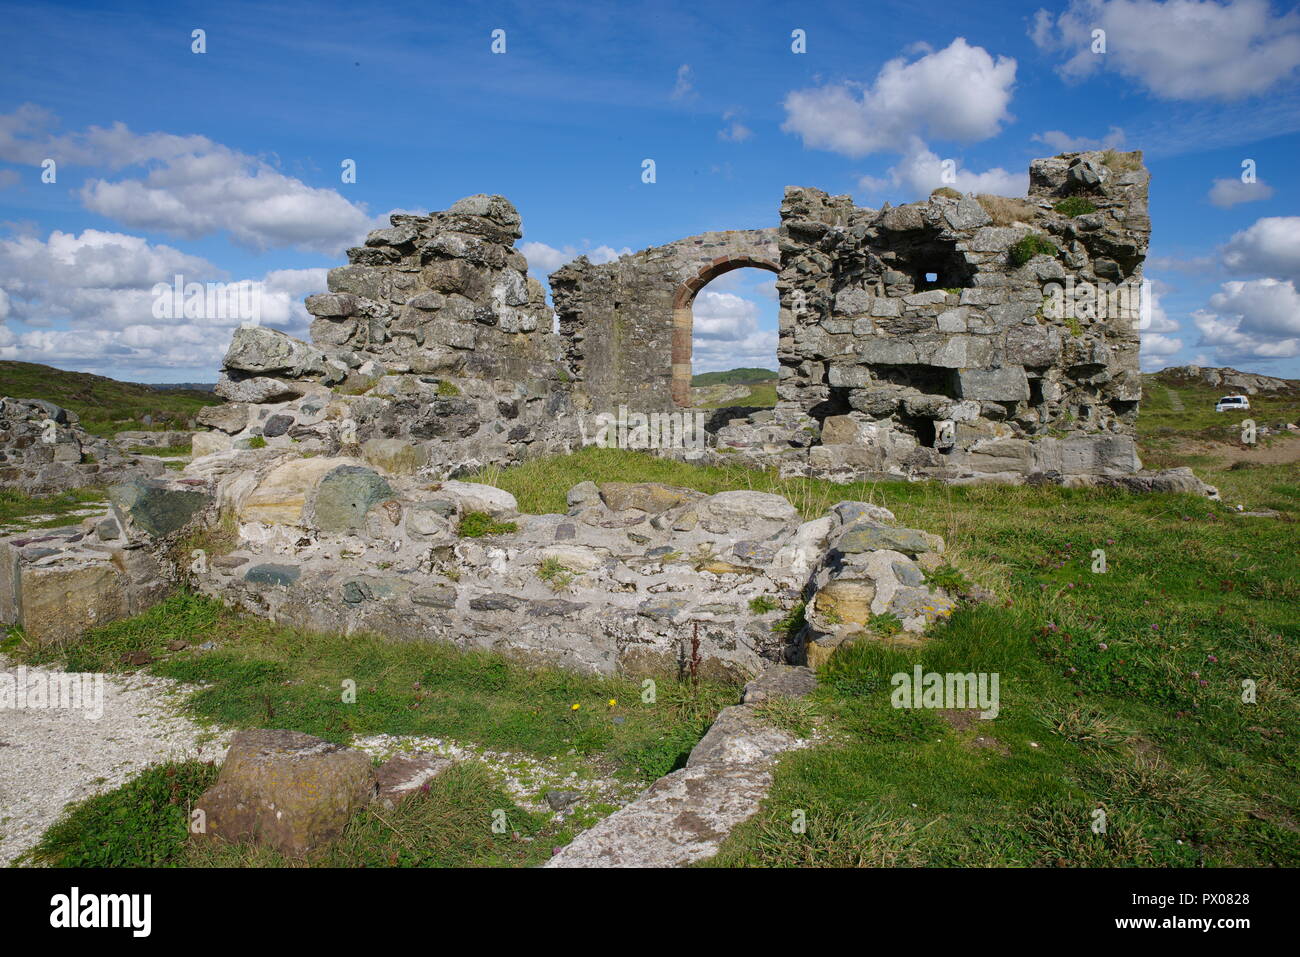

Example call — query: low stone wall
[185,165,1219,496]
[1,439,972,679]
[0,398,165,495]
[0,479,199,644]
[175,444,962,679]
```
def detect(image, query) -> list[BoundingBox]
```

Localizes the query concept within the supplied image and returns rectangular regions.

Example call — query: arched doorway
[670,255,780,407]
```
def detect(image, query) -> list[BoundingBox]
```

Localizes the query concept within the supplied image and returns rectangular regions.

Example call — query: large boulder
[193,729,376,857]
[223,326,326,378]
[238,456,354,526]
[422,480,518,520]
[3,561,127,646]
[361,438,429,476]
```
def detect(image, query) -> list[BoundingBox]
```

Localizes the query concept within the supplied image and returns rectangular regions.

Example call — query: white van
[1215,395,1250,412]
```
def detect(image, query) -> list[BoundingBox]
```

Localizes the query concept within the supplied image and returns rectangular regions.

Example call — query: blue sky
[0,0,1297,381]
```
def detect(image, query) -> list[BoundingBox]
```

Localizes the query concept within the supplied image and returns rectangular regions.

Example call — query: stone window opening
[886,234,977,293]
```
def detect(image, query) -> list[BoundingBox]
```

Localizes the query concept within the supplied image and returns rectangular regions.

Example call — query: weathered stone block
[958,366,1031,401]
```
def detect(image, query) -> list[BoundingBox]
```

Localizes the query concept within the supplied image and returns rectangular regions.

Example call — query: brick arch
[670,255,780,407]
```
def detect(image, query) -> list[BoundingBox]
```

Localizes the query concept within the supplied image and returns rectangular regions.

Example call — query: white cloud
[859,140,1027,198]
[1221,216,1300,280]
[1030,0,1300,101]
[0,227,324,373]
[1032,126,1127,152]
[689,290,779,372]
[0,106,374,254]
[672,64,694,101]
[692,290,759,339]
[718,111,753,143]
[1207,177,1275,208]
[519,241,631,275]
[1193,278,1300,360]
[0,229,216,329]
[1139,283,1183,368]
[782,38,1017,157]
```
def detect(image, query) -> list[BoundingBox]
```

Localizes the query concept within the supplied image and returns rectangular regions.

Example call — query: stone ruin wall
[764,149,1149,484]
[549,228,778,411]
[195,149,1163,490]
[0,398,166,495]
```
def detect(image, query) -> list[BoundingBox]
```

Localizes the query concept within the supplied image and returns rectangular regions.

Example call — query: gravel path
[0,655,232,867]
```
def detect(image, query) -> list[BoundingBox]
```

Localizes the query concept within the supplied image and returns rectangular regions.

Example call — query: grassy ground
[12,382,1298,867]
[690,368,778,409]
[13,591,734,867]
[474,446,1299,866]
[0,487,105,530]
[17,592,734,787]
[19,758,561,868]
[0,360,219,435]
[1137,374,1300,472]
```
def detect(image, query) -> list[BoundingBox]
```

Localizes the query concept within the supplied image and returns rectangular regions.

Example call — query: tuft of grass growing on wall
[536,557,577,591]
[1054,196,1097,217]
[1009,233,1059,267]
[1100,149,1142,173]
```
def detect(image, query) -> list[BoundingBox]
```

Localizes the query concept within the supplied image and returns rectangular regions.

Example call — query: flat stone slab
[374,752,452,810]
[742,664,818,704]
[547,698,806,868]
[544,762,781,868]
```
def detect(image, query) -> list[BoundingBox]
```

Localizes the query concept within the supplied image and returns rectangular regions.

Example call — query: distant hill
[151,382,217,393]
[691,367,777,387]
[0,360,222,436]
[1151,365,1298,395]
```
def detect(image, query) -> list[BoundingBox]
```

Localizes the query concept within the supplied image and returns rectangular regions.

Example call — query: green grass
[691,368,777,387]
[126,443,192,457]
[1054,196,1097,217]
[18,591,734,786]
[0,359,220,436]
[457,510,518,537]
[1139,373,1299,439]
[0,487,105,528]
[1009,233,1059,267]
[19,760,218,867]
[468,445,1298,866]
[536,556,577,591]
[24,759,562,868]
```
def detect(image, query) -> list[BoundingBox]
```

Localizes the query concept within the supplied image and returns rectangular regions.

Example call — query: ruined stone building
[194,148,1163,488]
[1,149,1216,680]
